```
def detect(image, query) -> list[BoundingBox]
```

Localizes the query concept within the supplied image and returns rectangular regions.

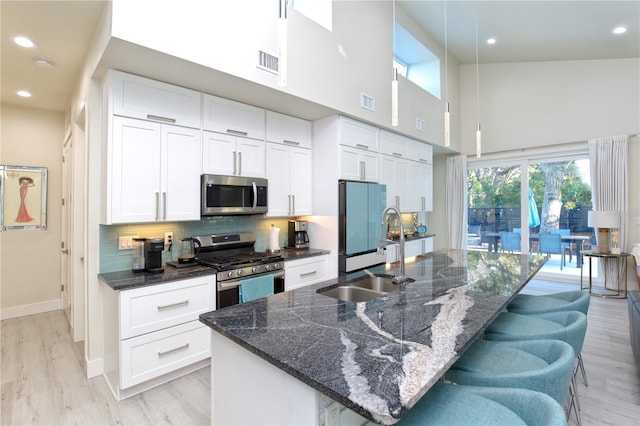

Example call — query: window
[393,23,440,99]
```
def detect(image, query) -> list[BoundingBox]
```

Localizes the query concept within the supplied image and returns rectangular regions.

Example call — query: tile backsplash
[100,216,291,273]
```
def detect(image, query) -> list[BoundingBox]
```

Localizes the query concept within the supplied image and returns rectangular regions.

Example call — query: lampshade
[587,210,620,229]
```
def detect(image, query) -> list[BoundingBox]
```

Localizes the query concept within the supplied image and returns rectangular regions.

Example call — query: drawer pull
[157,299,189,310]
[300,270,317,278]
[226,129,248,136]
[392,152,403,157]
[283,140,300,146]
[158,343,190,357]
[355,143,369,150]
[146,114,176,123]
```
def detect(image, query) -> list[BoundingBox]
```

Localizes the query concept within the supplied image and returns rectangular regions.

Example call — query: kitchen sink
[351,275,401,293]
[317,286,386,302]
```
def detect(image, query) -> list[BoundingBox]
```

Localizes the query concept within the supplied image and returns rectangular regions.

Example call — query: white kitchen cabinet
[408,139,433,164]
[408,161,433,212]
[266,142,312,217]
[108,70,201,129]
[405,238,433,258]
[339,145,379,182]
[266,111,312,149]
[285,255,330,291]
[202,130,265,178]
[385,243,400,264]
[380,154,410,210]
[339,116,379,151]
[202,94,265,140]
[103,116,201,224]
[102,276,215,400]
[380,130,409,158]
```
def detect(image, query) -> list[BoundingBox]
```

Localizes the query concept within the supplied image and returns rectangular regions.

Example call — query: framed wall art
[0,165,48,231]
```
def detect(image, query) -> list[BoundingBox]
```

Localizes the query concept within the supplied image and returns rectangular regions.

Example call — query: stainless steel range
[193,232,284,308]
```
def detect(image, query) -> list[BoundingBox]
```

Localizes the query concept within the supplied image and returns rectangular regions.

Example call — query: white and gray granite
[99,264,216,291]
[199,249,547,425]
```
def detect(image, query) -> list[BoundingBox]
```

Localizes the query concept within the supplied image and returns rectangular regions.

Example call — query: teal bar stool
[483,311,587,425]
[507,291,590,387]
[397,382,567,426]
[445,339,575,407]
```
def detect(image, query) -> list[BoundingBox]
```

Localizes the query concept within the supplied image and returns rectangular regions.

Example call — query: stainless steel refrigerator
[338,180,387,273]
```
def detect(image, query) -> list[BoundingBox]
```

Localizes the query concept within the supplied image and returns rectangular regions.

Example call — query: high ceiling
[1,1,638,113]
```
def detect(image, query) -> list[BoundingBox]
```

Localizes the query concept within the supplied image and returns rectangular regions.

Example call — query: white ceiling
[1,1,638,113]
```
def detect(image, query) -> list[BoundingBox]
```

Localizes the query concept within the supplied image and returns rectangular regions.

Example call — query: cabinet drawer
[120,321,210,389]
[109,70,201,129]
[285,256,329,290]
[339,117,379,151]
[120,277,215,339]
[408,140,433,164]
[266,111,312,148]
[380,130,409,158]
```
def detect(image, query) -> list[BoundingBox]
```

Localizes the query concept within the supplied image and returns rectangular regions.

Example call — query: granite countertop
[280,247,331,261]
[199,249,546,425]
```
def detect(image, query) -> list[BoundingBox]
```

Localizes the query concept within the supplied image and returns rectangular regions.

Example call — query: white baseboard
[0,298,61,320]
[86,356,104,378]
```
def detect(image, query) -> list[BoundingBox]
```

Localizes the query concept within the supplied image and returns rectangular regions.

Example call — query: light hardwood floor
[1,280,639,425]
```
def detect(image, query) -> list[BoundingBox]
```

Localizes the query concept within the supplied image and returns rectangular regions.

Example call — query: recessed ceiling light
[34,58,54,69]
[13,36,38,48]
[17,90,33,98]
[486,37,497,45]
[613,26,627,34]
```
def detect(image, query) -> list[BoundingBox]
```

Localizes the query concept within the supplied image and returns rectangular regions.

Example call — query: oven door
[217,270,284,309]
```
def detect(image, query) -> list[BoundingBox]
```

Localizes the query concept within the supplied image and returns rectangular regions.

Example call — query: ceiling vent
[258,50,279,74]
[360,93,375,111]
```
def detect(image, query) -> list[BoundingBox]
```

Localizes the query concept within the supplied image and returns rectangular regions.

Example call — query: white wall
[0,105,64,319]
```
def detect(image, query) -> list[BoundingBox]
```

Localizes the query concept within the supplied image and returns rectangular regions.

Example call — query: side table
[580,250,631,299]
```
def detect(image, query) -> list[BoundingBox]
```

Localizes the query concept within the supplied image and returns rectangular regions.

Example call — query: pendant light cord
[475,15,480,126]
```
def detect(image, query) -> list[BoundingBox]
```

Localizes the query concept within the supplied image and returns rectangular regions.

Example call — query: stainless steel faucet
[377,206,408,284]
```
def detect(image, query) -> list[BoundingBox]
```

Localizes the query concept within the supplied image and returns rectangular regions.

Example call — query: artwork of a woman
[15,176,35,222]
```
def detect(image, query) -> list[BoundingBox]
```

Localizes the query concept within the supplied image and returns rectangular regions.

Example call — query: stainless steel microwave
[201,174,268,216]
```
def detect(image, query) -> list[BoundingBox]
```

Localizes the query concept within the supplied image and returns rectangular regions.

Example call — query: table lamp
[588,210,620,254]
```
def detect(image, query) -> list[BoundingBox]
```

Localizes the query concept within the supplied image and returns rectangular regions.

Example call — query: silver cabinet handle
[163,192,167,220]
[146,114,176,123]
[291,194,295,215]
[395,195,400,209]
[226,129,248,136]
[158,343,190,357]
[419,158,427,163]
[157,299,189,310]
[359,161,365,180]
[421,196,425,211]
[288,195,292,216]
[392,152,403,157]
[233,151,237,175]
[238,152,242,176]
[300,270,317,277]
[355,143,369,150]
[283,140,300,146]
[155,192,160,221]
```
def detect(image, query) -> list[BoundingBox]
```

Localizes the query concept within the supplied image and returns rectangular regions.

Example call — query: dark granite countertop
[99,264,216,291]
[199,249,546,424]
[280,247,331,261]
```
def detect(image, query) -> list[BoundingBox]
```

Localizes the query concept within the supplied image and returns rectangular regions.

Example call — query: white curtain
[446,155,468,249]
[588,134,628,287]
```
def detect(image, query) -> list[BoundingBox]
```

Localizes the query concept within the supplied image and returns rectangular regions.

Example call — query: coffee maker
[287,220,310,249]
[144,238,165,273]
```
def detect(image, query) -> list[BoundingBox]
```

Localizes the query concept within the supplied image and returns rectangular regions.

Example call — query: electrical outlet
[325,403,341,426]
[164,232,174,247]
[118,235,138,250]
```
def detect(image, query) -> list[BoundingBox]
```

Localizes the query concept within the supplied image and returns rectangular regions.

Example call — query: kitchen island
[199,249,546,425]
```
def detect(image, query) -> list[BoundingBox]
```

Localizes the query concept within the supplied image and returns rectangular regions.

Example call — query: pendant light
[391,0,399,126]
[475,14,482,158]
[443,0,450,146]
[277,0,288,87]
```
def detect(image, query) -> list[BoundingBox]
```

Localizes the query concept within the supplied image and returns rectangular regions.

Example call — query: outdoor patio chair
[551,229,572,264]
[539,233,564,270]
[500,231,521,253]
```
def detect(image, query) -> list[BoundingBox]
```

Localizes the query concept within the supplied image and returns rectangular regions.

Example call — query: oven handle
[218,270,285,291]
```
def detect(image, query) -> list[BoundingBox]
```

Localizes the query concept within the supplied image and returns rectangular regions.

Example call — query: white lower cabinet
[102,275,215,400]
[285,255,330,291]
[387,238,433,262]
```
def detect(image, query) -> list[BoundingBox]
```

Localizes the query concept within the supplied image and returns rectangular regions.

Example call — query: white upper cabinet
[337,117,380,182]
[109,70,201,129]
[202,94,265,140]
[380,154,410,210]
[105,117,201,224]
[339,117,379,151]
[379,130,409,158]
[202,131,265,178]
[408,140,433,164]
[266,142,312,217]
[266,111,312,149]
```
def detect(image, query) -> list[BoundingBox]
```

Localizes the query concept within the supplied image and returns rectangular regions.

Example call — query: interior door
[61,137,72,324]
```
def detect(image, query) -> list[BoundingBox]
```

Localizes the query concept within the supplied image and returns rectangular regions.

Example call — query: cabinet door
[110,70,201,129]
[408,140,433,164]
[265,143,291,217]
[385,243,400,263]
[162,126,201,221]
[289,147,312,215]
[266,111,312,149]
[394,159,410,211]
[236,137,266,178]
[338,145,363,181]
[202,131,236,176]
[405,240,423,258]
[410,162,433,212]
[361,150,380,182]
[339,117,379,151]
[379,130,408,157]
[109,117,161,223]
[202,94,265,140]
[380,155,396,208]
